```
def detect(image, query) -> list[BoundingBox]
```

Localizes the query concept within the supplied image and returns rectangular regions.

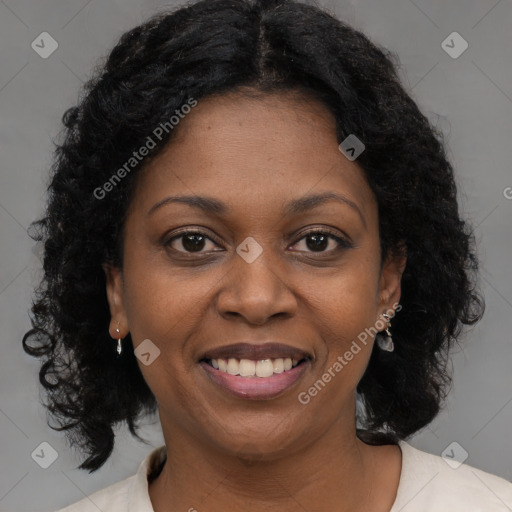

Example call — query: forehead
[130,91,376,223]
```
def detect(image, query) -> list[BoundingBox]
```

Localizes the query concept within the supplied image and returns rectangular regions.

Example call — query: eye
[165,230,222,254]
[289,229,351,254]
[164,228,352,256]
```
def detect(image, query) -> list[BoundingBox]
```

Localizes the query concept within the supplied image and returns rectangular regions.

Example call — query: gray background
[1,0,511,510]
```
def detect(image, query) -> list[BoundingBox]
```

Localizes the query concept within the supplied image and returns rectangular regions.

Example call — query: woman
[23,0,512,510]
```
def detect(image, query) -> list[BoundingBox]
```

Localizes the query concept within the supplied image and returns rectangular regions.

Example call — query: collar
[127,445,166,512]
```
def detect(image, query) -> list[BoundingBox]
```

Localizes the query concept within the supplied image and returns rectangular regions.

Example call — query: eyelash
[164,228,352,256]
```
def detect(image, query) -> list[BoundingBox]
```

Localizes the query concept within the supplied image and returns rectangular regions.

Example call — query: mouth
[199,355,310,376]
[197,342,312,400]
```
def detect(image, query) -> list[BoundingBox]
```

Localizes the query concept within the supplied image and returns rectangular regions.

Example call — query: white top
[55,440,512,511]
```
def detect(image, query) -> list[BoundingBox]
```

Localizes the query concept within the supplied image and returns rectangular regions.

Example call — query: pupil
[181,233,329,252]
[306,233,328,251]
[183,234,205,252]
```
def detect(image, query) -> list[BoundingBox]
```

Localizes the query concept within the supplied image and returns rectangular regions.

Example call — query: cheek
[120,241,220,401]
[305,252,381,372]
[121,241,203,340]
[121,255,200,410]
[312,256,380,327]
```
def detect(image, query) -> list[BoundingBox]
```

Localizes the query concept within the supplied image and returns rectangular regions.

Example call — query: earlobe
[102,263,128,335]
[378,244,407,310]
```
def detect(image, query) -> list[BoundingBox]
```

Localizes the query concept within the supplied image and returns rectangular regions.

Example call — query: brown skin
[104,90,406,512]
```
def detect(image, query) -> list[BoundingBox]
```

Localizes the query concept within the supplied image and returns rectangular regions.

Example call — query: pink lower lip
[199,360,310,400]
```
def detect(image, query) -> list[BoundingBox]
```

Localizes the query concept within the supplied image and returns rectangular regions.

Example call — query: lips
[200,359,311,399]
[198,342,312,363]
[197,342,313,399]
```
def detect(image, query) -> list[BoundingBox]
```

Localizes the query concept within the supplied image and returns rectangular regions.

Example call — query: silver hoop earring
[376,313,394,352]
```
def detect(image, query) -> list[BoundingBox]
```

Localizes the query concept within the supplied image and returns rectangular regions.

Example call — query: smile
[207,356,306,377]
[199,357,311,400]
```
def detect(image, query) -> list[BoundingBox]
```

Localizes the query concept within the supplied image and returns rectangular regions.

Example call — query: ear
[377,242,407,312]
[102,262,129,338]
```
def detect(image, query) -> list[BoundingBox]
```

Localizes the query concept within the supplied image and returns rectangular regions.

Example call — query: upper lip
[199,342,312,362]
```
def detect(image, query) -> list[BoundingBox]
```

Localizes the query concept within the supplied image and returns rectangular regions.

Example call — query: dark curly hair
[23,0,484,472]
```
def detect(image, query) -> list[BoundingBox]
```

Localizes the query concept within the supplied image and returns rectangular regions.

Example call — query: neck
[149,410,379,512]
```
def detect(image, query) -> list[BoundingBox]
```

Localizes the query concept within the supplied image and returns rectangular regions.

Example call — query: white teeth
[239,359,256,376]
[227,358,240,375]
[208,357,304,377]
[256,360,274,377]
[273,358,284,374]
[218,358,228,372]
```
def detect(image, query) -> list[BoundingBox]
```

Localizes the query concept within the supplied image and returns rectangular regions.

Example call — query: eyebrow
[148,191,366,228]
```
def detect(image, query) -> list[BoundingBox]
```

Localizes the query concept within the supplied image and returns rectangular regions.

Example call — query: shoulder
[391,440,512,511]
[54,445,166,512]
[55,475,134,512]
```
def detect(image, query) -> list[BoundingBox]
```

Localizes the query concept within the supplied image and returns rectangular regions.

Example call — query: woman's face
[105,91,405,459]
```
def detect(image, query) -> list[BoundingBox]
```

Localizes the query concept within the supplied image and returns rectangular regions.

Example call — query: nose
[216,248,298,325]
